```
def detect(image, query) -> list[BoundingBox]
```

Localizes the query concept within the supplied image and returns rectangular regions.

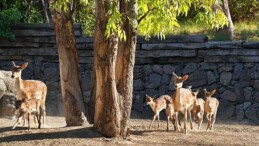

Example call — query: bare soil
[0,116,258,146]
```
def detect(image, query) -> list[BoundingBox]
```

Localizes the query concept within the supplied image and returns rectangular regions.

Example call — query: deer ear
[183,75,188,81]
[172,72,177,78]
[21,62,28,69]
[12,61,16,66]
[210,89,216,96]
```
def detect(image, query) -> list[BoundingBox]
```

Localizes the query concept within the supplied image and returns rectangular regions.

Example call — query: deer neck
[15,77,24,90]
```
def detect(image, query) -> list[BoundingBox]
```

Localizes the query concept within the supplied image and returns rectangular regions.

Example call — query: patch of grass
[173,20,259,41]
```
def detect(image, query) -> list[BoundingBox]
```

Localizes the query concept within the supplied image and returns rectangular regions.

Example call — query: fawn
[204,88,219,131]
[145,94,171,129]
[190,90,204,130]
[11,61,47,127]
[13,98,41,130]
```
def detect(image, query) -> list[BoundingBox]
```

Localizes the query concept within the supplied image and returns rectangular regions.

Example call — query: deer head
[191,89,199,97]
[204,88,216,98]
[11,61,28,79]
[172,72,188,89]
[145,94,154,105]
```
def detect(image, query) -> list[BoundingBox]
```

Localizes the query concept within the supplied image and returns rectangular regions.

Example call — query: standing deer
[204,88,219,131]
[13,98,42,130]
[172,72,196,134]
[11,61,47,127]
[165,96,180,132]
[145,94,171,129]
[191,90,204,130]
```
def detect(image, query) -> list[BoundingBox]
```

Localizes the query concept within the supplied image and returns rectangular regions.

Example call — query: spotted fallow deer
[13,98,42,130]
[172,72,196,134]
[145,94,171,129]
[190,90,204,130]
[204,88,219,131]
[11,61,47,127]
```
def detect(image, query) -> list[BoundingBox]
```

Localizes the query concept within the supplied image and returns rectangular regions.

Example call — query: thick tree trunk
[92,0,137,137]
[50,2,88,126]
[222,0,235,40]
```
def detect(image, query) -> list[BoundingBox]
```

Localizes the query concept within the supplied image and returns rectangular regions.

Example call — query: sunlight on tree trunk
[49,0,88,126]
[222,0,235,40]
[92,0,137,137]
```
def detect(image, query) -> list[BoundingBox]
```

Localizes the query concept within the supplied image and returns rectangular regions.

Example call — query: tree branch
[137,8,156,24]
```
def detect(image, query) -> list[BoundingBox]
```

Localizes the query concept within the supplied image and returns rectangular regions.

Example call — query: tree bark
[49,1,88,126]
[92,0,137,137]
[221,0,235,40]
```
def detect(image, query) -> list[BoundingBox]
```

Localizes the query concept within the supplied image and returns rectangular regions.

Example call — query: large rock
[0,71,15,93]
[245,103,259,124]
[152,65,163,75]
[0,80,6,99]
[244,87,253,101]
[144,73,161,89]
[207,71,217,85]
[183,63,197,74]
[220,72,232,86]
[44,67,60,82]
[134,79,143,91]
[0,92,16,118]
[221,89,238,102]
[238,67,252,88]
[217,99,235,120]
[236,104,245,121]
[187,68,207,88]
[163,65,175,74]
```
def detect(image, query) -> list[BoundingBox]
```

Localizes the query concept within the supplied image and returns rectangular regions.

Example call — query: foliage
[229,0,259,21]
[173,20,259,41]
[74,0,94,36]
[136,0,228,39]
[0,1,21,39]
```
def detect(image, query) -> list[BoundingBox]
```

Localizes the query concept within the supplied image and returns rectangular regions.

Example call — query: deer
[145,94,171,130]
[204,88,219,131]
[190,90,204,130]
[12,98,42,130]
[172,72,197,134]
[11,61,47,128]
[165,96,181,132]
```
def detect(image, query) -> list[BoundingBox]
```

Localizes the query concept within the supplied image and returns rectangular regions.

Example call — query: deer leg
[171,115,176,131]
[40,105,46,127]
[188,109,193,130]
[28,113,31,130]
[37,113,41,129]
[206,114,211,131]
[12,116,22,129]
[175,112,181,132]
[184,109,187,134]
[149,114,157,129]
[197,113,203,130]
[157,114,160,129]
[166,116,170,132]
[211,107,218,131]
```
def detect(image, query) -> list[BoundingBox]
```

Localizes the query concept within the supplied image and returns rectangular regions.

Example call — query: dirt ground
[0,116,259,146]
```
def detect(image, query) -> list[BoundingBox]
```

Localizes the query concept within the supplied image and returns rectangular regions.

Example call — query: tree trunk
[92,0,137,137]
[40,0,52,23]
[50,1,88,126]
[222,0,235,40]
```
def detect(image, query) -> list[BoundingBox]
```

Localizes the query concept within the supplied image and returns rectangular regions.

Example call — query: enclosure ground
[0,116,258,146]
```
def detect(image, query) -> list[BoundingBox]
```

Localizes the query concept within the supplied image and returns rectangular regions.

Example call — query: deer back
[17,80,47,101]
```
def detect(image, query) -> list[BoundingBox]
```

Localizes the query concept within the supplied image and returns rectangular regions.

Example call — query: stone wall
[0,24,259,125]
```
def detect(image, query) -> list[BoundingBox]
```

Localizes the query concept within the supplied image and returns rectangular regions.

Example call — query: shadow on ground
[0,126,102,143]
